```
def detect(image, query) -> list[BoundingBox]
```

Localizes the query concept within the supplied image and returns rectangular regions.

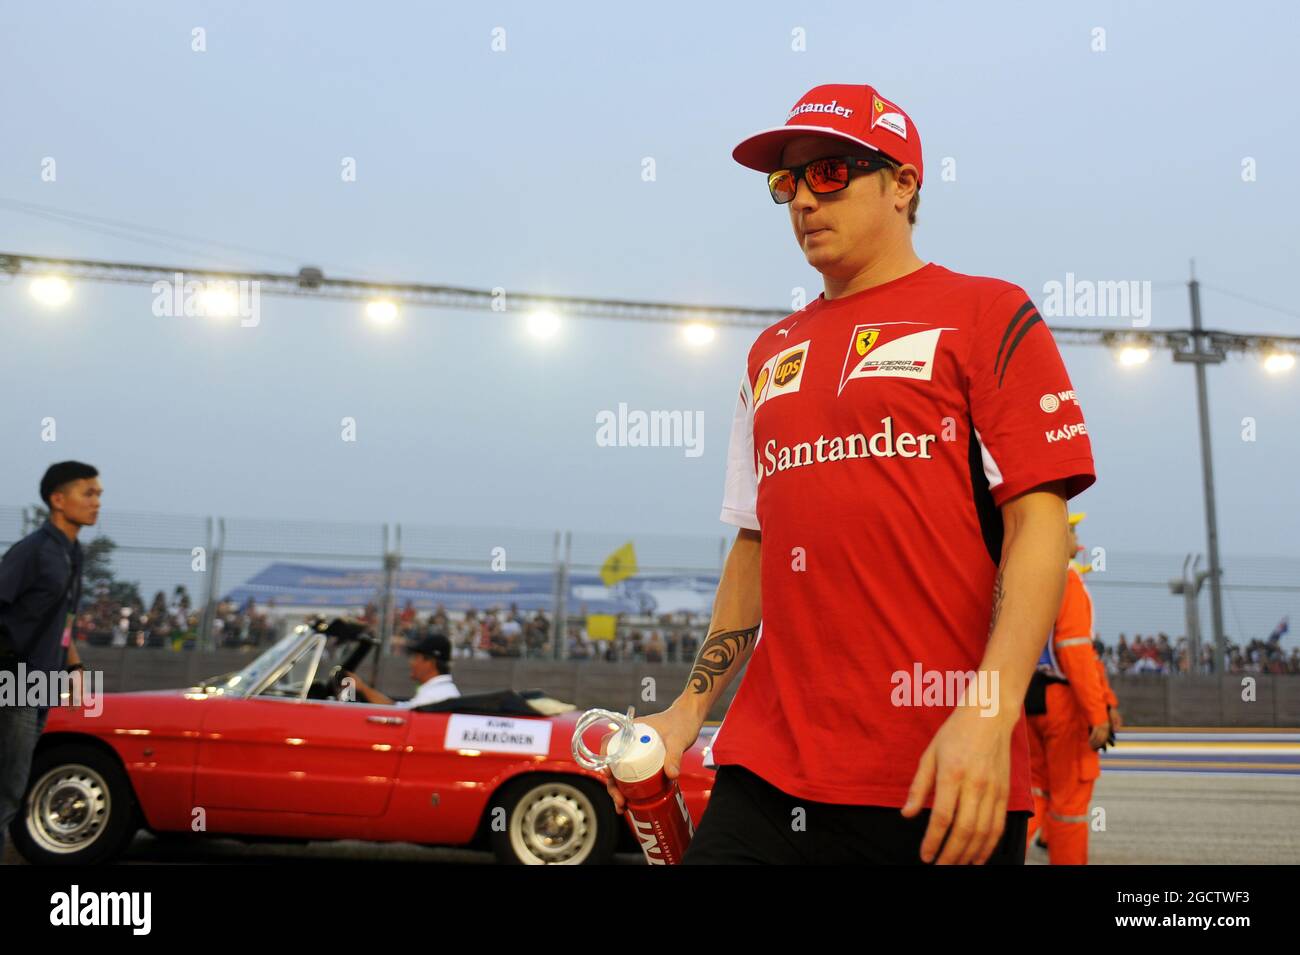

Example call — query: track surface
[5,730,1297,865]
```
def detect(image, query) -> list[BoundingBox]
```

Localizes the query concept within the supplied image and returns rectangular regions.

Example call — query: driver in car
[344,634,461,707]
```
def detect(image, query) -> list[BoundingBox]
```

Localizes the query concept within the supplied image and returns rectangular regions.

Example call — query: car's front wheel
[10,743,139,865]
[488,775,617,865]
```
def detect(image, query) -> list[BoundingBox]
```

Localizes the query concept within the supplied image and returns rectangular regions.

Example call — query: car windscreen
[214,631,304,695]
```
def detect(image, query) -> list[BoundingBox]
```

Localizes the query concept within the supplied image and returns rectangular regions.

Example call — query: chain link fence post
[550,530,562,660]
[199,517,224,651]
[553,529,571,660]
[372,523,399,684]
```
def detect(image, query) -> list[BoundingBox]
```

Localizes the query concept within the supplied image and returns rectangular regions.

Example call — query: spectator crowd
[386,600,703,663]
[386,601,554,658]
[1096,631,1300,675]
[74,583,1298,675]
[78,584,280,650]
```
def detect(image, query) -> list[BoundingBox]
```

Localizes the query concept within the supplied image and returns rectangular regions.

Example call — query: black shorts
[682,764,1029,865]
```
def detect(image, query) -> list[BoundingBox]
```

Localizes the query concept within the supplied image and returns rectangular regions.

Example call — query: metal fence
[0,504,729,660]
[2,504,1296,667]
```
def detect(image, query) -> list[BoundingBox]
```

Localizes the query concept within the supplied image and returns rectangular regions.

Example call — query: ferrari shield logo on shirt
[870,94,907,140]
[855,328,880,356]
[838,323,955,394]
[754,339,811,410]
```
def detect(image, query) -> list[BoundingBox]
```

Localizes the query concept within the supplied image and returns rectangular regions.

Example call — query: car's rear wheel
[10,743,139,865]
[489,775,617,865]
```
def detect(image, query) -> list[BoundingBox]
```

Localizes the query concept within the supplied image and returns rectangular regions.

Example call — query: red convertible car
[12,621,717,865]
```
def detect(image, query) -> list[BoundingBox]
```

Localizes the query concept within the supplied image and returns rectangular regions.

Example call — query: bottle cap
[606,723,667,784]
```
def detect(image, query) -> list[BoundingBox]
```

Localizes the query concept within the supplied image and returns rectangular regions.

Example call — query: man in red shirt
[604,83,1096,864]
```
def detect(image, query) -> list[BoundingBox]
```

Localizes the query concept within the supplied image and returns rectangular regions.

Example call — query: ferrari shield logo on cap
[870,94,907,140]
[855,328,880,357]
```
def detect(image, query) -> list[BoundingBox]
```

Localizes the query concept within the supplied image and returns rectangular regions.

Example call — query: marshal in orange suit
[1025,512,1112,864]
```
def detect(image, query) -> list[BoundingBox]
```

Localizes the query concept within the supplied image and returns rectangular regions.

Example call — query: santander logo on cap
[787,99,857,121]
[733,83,923,185]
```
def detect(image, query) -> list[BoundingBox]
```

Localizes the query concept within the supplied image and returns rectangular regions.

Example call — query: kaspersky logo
[787,100,854,121]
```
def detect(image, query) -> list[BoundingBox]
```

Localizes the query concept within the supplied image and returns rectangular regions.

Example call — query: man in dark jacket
[0,461,100,860]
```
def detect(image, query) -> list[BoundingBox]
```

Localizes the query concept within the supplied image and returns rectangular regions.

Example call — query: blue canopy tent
[224,563,720,616]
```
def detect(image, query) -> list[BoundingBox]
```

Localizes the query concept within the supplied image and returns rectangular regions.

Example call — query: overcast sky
[2,1,1297,589]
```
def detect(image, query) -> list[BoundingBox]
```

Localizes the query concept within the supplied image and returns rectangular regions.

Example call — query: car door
[381,706,558,845]
[194,634,409,818]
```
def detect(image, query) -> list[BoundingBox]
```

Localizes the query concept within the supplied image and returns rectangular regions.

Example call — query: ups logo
[753,338,811,409]
[774,350,805,386]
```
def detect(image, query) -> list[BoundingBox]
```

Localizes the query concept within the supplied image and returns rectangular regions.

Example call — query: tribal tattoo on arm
[688,624,760,695]
[987,568,1005,637]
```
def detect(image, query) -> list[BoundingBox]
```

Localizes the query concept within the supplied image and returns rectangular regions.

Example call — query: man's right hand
[1088,721,1112,751]
[1108,706,1123,730]
[601,701,705,815]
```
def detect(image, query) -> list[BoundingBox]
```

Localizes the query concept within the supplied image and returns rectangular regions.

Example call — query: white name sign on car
[444,714,553,755]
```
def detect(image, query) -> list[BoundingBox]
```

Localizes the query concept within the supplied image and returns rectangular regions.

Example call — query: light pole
[1170,261,1228,673]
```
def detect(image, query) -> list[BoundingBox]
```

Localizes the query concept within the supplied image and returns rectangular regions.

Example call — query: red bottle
[572,709,695,865]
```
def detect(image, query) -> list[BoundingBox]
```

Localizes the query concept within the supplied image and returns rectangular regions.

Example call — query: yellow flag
[600,540,637,586]
[586,614,617,641]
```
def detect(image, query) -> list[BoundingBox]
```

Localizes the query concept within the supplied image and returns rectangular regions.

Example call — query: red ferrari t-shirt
[714,262,1097,809]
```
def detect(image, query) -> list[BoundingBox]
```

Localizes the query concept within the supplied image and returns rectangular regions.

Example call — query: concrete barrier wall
[78,648,743,720]
[76,648,1298,727]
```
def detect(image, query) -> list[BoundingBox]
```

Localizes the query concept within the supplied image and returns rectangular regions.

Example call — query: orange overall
[1026,564,1108,864]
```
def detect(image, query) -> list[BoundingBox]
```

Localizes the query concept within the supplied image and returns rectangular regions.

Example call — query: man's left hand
[901,706,1014,865]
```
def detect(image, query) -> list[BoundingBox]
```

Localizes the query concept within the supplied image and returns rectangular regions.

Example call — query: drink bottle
[572,707,695,865]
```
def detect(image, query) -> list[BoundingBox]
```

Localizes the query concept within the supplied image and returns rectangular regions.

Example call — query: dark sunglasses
[767,155,898,204]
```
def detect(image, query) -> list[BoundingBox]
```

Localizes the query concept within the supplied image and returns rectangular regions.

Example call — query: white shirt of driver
[398,673,461,709]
